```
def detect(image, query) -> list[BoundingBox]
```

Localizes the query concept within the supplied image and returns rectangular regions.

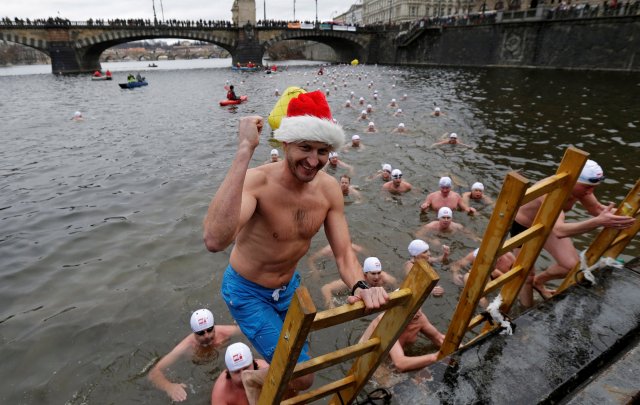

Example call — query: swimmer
[71,111,83,121]
[321,257,397,308]
[391,123,408,134]
[344,100,352,108]
[393,108,403,117]
[344,134,365,151]
[420,176,476,215]
[264,148,281,164]
[432,106,444,117]
[369,163,393,182]
[415,207,480,240]
[366,104,374,114]
[403,239,450,275]
[388,98,398,108]
[462,182,494,206]
[148,309,240,402]
[365,121,377,133]
[340,174,364,204]
[401,93,408,101]
[274,88,280,96]
[323,151,355,176]
[382,169,413,195]
[211,343,269,405]
[359,96,365,105]
[357,110,368,121]
[431,132,472,148]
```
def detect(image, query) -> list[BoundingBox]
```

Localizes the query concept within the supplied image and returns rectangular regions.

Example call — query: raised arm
[553,205,635,239]
[203,116,263,252]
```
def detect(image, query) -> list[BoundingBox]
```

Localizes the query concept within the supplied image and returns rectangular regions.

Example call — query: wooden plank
[521,172,570,205]
[329,259,439,404]
[482,265,524,296]
[311,289,411,331]
[499,224,544,255]
[439,172,528,358]
[258,287,317,405]
[282,376,355,405]
[291,338,380,379]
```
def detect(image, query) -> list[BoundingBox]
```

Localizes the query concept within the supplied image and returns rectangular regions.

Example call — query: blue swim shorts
[221,264,310,363]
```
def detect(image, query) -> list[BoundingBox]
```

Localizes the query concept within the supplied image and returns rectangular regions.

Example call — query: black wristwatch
[351,280,370,296]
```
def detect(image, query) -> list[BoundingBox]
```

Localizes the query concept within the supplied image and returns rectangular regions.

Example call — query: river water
[1,59,639,404]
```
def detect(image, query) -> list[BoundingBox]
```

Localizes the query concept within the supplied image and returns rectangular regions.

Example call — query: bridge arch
[261,30,369,64]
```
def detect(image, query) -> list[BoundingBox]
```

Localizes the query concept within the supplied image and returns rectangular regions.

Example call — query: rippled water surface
[1,59,639,404]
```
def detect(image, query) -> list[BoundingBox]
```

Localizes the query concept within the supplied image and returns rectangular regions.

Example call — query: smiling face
[440,185,451,196]
[285,141,331,183]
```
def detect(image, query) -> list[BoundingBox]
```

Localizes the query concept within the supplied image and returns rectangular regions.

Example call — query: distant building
[335,1,364,25]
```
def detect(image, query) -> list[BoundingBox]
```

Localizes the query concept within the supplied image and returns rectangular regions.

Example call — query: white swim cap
[397,108,402,113]
[382,164,392,172]
[74,111,82,117]
[391,169,402,178]
[359,97,364,101]
[472,248,480,259]
[225,342,253,372]
[352,134,360,141]
[270,149,279,156]
[190,309,214,333]
[363,257,382,273]
[398,123,405,128]
[408,239,429,257]
[368,122,375,127]
[391,98,396,103]
[449,132,458,138]
[471,182,484,191]
[361,110,367,115]
[345,100,351,104]
[438,207,453,219]
[439,176,452,187]
[434,107,441,112]
[367,104,372,108]
[577,159,604,184]
[329,151,338,158]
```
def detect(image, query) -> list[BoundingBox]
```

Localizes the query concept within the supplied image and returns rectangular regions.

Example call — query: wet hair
[230,85,234,90]
[340,174,351,182]
[225,360,259,379]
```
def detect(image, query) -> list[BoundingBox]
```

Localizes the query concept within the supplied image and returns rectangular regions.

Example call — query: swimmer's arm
[461,192,471,206]
[552,207,633,238]
[420,195,432,211]
[350,187,364,204]
[148,338,190,398]
[203,117,263,252]
[388,341,438,372]
[457,197,476,215]
[580,193,606,216]
[320,279,347,308]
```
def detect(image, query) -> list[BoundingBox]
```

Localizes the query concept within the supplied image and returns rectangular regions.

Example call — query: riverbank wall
[375,15,639,72]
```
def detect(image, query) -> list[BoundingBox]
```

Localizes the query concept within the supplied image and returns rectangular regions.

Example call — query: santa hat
[274,91,345,149]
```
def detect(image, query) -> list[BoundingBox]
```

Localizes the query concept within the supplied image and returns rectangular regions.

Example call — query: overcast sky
[4,0,357,23]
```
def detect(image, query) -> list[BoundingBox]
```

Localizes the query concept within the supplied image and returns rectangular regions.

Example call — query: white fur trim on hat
[363,257,382,273]
[408,239,429,257]
[274,115,345,150]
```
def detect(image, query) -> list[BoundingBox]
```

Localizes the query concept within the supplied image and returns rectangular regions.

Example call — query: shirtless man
[391,123,408,134]
[265,148,281,164]
[382,169,413,195]
[148,309,240,402]
[359,308,444,372]
[451,248,517,306]
[365,121,377,133]
[203,91,388,391]
[403,239,448,297]
[431,133,471,147]
[415,207,480,242]
[369,164,392,182]
[512,159,634,302]
[432,106,443,117]
[344,134,365,151]
[420,176,476,214]
[462,182,494,206]
[323,151,355,176]
[211,342,268,405]
[321,257,398,308]
[340,174,363,204]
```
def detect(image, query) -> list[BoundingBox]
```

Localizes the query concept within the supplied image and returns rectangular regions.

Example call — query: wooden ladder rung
[292,338,380,379]
[311,289,412,331]
[500,224,544,254]
[521,172,570,204]
[282,376,357,405]
[482,265,525,296]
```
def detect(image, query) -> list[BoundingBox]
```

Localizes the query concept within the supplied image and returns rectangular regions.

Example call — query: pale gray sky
[3,0,356,23]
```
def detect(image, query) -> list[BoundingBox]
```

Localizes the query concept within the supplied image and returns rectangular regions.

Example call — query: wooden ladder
[556,178,640,292]
[438,146,589,358]
[257,259,439,405]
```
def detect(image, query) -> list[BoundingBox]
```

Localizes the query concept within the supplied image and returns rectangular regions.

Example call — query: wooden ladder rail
[438,146,589,358]
[556,178,640,293]
[258,259,439,405]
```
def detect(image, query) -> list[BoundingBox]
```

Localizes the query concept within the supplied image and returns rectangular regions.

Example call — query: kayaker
[136,73,143,82]
[127,74,135,83]
[105,70,112,78]
[93,70,102,77]
[226,85,239,101]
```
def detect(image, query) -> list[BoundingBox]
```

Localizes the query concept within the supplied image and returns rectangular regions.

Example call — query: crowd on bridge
[0,17,237,29]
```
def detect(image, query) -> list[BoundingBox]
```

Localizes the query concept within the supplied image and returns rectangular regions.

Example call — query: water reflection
[0,61,638,404]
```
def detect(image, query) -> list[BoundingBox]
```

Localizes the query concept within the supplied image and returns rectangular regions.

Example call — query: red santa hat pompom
[274,90,345,149]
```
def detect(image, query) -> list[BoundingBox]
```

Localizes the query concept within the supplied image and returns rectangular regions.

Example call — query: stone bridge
[0,23,380,74]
